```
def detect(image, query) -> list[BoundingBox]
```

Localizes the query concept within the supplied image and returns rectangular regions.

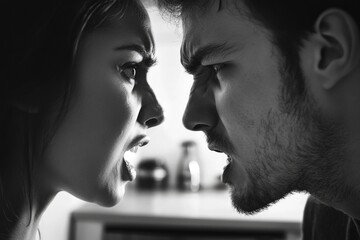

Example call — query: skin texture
[181,0,360,217]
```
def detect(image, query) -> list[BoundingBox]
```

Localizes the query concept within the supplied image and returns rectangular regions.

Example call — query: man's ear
[312,8,360,90]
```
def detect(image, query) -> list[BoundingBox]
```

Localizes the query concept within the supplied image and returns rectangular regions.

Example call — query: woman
[1,0,164,239]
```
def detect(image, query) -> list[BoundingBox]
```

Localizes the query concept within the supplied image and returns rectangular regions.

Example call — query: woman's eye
[116,64,137,82]
[122,67,136,79]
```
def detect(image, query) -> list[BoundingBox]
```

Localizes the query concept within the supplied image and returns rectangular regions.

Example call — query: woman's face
[42,4,163,206]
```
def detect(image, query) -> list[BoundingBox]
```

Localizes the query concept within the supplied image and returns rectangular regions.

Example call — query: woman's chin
[88,182,127,207]
[104,184,127,207]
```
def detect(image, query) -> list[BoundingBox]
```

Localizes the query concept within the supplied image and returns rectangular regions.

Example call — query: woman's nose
[182,90,217,132]
[138,88,164,128]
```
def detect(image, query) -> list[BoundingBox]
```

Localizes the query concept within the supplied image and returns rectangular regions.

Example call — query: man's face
[181,0,349,214]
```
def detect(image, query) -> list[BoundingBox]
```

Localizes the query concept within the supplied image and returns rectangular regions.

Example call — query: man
[157,0,360,239]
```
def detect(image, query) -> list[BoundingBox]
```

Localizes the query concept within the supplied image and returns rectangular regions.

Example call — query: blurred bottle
[136,158,169,190]
[177,140,201,192]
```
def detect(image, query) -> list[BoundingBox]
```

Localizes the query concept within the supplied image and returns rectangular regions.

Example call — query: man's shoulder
[302,196,353,240]
[304,196,346,218]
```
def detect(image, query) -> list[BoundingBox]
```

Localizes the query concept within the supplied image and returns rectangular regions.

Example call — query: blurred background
[38,3,308,240]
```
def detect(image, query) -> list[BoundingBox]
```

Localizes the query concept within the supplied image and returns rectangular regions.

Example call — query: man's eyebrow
[114,44,157,67]
[182,43,234,75]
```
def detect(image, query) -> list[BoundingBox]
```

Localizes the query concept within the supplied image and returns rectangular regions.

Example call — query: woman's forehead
[110,2,154,53]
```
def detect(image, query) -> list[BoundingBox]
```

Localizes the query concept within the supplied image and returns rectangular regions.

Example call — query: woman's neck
[0,183,55,240]
[1,110,57,240]
[0,166,55,240]
[4,211,40,240]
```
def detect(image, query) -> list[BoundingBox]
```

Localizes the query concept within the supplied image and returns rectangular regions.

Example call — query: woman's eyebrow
[114,44,149,58]
[143,55,157,67]
[114,44,157,67]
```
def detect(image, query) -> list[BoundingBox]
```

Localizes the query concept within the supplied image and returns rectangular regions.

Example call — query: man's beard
[229,56,352,215]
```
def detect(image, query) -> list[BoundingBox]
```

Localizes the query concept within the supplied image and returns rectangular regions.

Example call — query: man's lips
[208,143,224,153]
[208,143,233,184]
[222,155,232,184]
[208,144,232,161]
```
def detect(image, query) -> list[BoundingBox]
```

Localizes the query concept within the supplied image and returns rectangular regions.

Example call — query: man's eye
[212,64,223,73]
[211,63,233,81]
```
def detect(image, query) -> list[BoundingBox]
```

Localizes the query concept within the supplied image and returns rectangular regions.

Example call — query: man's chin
[229,186,279,215]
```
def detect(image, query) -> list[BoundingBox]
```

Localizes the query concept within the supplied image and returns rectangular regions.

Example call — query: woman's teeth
[130,145,139,153]
[122,150,137,181]
[121,143,146,181]
[124,158,136,181]
[121,154,136,181]
[226,155,232,164]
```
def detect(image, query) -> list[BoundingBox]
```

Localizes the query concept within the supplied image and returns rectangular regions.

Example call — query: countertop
[72,186,309,233]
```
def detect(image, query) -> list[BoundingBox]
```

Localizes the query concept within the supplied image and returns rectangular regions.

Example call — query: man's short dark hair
[157,0,360,111]
[157,0,360,40]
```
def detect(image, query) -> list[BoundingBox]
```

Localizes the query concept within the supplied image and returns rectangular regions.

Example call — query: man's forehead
[180,0,248,61]
[181,0,248,26]
[181,2,217,59]
[181,0,220,34]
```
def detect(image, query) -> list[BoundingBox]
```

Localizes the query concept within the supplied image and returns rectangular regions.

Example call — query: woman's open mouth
[120,135,149,182]
[121,146,140,182]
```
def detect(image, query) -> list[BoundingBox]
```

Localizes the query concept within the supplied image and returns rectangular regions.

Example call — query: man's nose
[138,88,164,128]
[182,90,217,132]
